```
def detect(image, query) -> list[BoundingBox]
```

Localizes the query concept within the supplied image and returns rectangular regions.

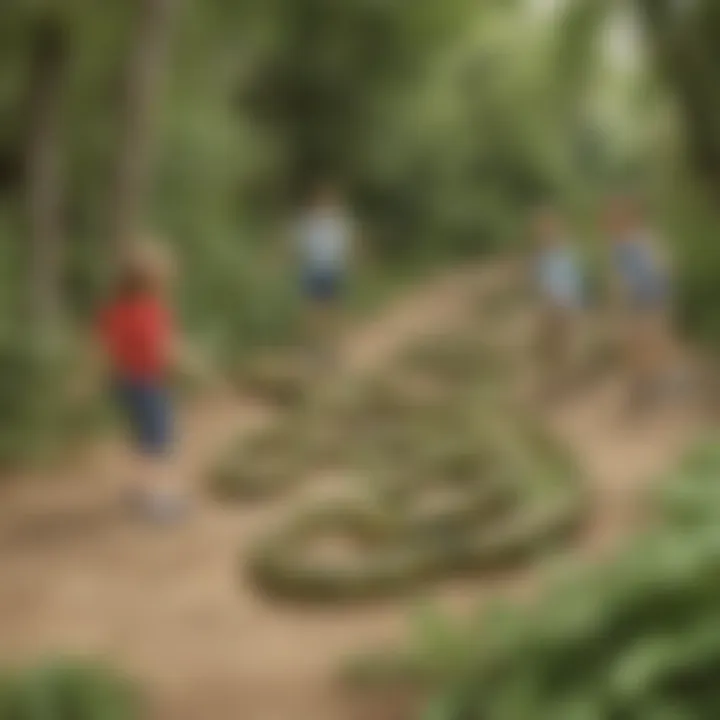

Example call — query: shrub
[0,658,140,720]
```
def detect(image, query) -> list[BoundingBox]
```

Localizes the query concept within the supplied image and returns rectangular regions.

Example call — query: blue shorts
[629,280,671,312]
[114,378,173,456]
[302,268,344,302]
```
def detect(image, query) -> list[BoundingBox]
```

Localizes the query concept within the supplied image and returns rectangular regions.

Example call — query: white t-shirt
[295,207,352,273]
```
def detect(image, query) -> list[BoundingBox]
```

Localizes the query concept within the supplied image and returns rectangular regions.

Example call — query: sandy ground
[0,261,710,719]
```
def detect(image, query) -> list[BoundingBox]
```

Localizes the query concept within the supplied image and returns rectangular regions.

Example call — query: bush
[0,658,140,720]
[426,526,720,720]
[0,337,108,470]
[657,439,720,528]
[352,441,720,720]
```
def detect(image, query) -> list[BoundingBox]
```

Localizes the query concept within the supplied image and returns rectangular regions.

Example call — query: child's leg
[648,308,690,396]
[306,273,344,369]
[627,317,646,386]
[536,308,568,396]
[646,311,668,377]
[317,301,344,371]
[564,309,584,382]
[533,311,552,381]
[323,297,344,352]
[124,381,186,521]
[611,311,644,408]
[135,451,177,499]
[127,451,172,502]
[555,310,582,392]
[624,311,667,410]
[302,272,326,351]
[304,300,329,358]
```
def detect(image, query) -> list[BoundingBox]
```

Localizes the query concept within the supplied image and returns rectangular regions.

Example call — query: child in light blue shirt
[532,206,585,311]
[531,208,586,396]
[535,242,585,311]
[604,196,684,411]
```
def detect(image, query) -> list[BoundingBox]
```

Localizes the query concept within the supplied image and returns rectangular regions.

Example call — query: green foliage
[0,658,140,720]
[547,0,720,350]
[349,441,720,719]
[657,439,720,527]
[5,0,718,467]
[4,0,581,466]
[0,337,107,469]
[425,527,720,719]
[661,183,720,348]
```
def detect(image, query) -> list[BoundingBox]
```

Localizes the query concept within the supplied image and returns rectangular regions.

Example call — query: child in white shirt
[293,183,356,368]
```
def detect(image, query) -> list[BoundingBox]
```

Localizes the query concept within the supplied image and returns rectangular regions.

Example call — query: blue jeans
[114,378,173,456]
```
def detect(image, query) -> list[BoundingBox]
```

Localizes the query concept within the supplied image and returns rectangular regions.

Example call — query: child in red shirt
[98,240,186,523]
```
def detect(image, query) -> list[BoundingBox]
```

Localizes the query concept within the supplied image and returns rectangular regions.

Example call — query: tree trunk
[110,0,179,257]
[25,14,67,336]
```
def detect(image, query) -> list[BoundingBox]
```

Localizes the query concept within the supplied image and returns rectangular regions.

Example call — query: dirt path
[0,262,709,719]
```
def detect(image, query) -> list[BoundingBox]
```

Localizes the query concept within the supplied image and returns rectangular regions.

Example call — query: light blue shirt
[612,233,669,306]
[296,208,352,273]
[535,245,584,309]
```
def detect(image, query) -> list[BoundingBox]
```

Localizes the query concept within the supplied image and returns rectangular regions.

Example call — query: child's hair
[114,236,174,300]
[601,194,644,240]
[305,179,342,207]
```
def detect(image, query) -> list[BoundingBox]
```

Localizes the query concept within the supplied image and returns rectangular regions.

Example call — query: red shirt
[98,294,172,381]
